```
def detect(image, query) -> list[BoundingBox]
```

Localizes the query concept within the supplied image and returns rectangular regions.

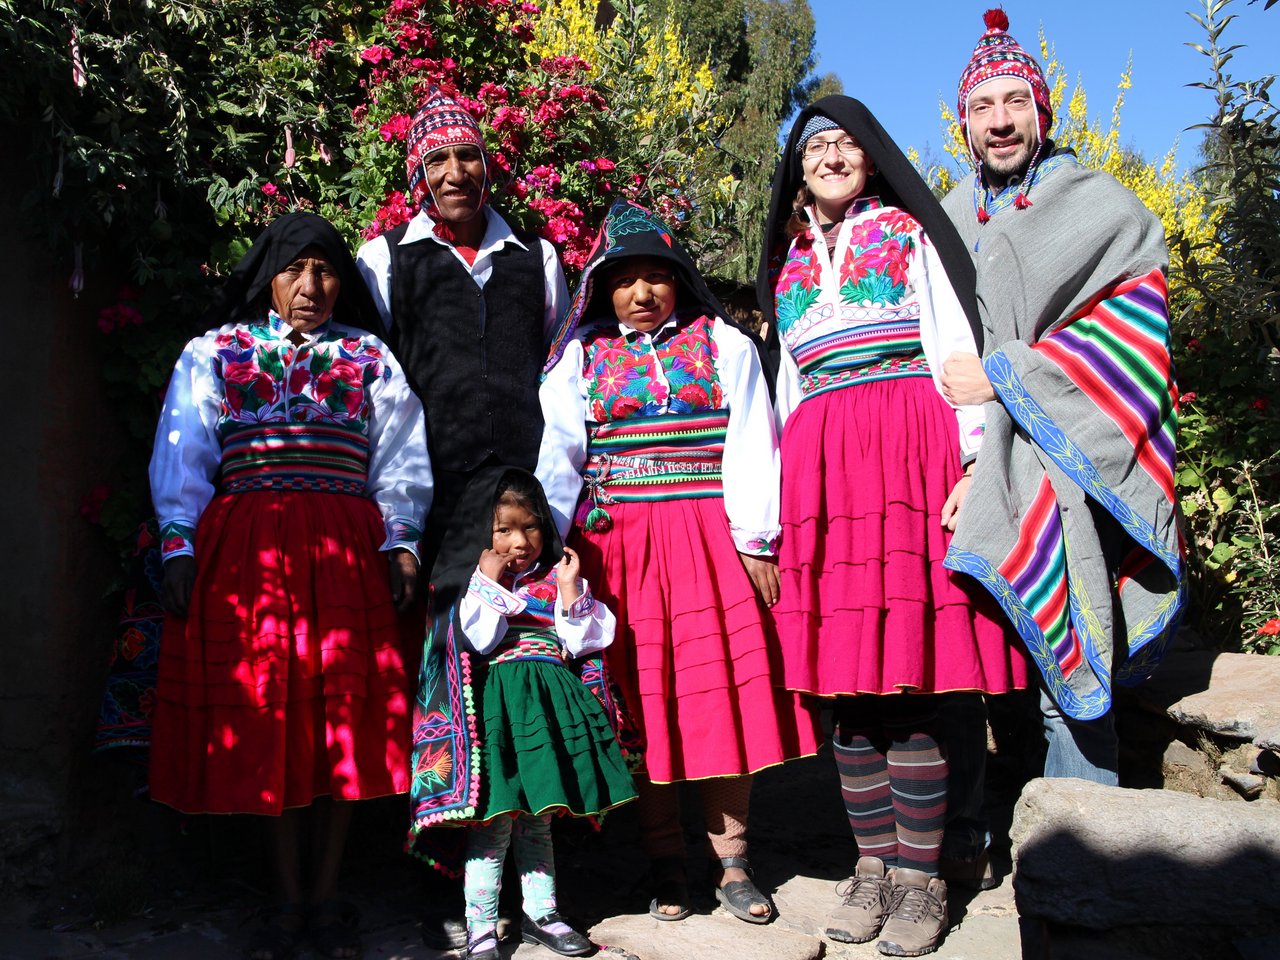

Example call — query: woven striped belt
[490,633,564,665]
[218,422,369,495]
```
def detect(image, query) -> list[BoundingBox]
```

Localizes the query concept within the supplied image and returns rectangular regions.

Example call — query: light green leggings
[463,813,557,936]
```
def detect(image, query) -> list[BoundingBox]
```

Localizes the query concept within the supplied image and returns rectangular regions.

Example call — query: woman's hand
[940,468,975,532]
[160,555,197,617]
[556,547,582,609]
[941,351,996,406]
[388,548,419,613]
[739,553,780,607]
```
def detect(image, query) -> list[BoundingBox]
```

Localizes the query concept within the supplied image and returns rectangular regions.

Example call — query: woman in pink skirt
[756,97,1027,956]
[539,199,819,925]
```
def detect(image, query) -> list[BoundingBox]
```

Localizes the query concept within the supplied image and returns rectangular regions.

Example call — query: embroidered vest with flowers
[578,314,730,520]
[771,197,934,400]
[212,313,391,494]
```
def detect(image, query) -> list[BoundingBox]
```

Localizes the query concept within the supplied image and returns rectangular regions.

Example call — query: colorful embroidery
[585,314,723,422]
[212,313,390,429]
[772,200,932,398]
[468,570,526,617]
[159,520,196,560]
[387,517,423,548]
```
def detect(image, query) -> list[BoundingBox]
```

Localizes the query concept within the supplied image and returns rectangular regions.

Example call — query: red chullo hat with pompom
[956,8,1053,155]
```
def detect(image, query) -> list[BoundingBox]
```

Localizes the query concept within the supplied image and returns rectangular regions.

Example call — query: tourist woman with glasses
[755,97,1027,956]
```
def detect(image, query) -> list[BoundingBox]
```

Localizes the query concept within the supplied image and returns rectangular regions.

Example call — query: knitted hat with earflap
[956,8,1053,221]
[405,87,487,208]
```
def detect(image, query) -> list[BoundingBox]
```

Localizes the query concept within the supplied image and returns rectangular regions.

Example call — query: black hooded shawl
[544,199,764,374]
[754,96,982,372]
[204,211,383,336]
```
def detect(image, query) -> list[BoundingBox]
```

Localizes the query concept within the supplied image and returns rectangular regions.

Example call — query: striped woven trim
[800,354,931,399]
[794,316,926,378]
[490,632,564,665]
[220,422,369,493]
[586,411,727,502]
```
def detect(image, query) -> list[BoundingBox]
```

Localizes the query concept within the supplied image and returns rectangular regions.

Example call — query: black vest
[384,221,547,473]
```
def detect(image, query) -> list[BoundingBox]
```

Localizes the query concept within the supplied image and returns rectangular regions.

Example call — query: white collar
[398,206,529,255]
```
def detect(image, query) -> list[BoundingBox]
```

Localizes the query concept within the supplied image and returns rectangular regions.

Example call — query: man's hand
[388,548,419,613]
[161,555,197,618]
[556,547,582,609]
[739,553,780,607]
[941,351,996,406]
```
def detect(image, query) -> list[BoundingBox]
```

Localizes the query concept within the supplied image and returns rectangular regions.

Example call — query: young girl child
[407,467,636,960]
[538,199,819,924]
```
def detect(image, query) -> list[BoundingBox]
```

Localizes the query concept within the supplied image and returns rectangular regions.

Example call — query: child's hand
[556,547,582,608]
[479,548,512,582]
[739,552,780,607]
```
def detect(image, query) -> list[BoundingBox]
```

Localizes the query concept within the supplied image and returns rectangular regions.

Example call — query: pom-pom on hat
[956,8,1053,156]
[406,87,486,206]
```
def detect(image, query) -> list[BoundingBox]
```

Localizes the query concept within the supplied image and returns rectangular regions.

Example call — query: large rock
[1133,650,1280,749]
[1010,778,1280,929]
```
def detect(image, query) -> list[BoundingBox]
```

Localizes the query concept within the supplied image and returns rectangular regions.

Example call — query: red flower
[609,395,642,418]
[379,114,413,142]
[1185,337,1203,353]
[360,44,394,64]
[261,182,278,197]
[1258,618,1280,636]
[1179,391,1197,405]
[674,383,710,407]
[1249,398,1269,412]
[594,157,616,173]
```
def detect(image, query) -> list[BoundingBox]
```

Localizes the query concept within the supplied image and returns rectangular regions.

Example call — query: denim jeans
[1040,688,1119,784]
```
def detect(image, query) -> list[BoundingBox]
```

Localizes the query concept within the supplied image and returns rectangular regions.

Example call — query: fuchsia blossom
[261,182,279,197]
[307,38,334,60]
[491,105,528,130]
[97,303,144,334]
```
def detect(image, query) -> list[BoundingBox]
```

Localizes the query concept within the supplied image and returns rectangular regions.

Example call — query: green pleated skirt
[476,657,637,820]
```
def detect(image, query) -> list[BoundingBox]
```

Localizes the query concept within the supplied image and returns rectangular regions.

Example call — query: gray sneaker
[823,856,893,943]
[877,868,949,957]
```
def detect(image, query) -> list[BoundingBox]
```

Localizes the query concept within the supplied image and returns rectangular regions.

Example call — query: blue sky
[807,0,1280,174]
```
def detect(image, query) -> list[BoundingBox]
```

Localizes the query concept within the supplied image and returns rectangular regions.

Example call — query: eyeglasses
[802,136,863,160]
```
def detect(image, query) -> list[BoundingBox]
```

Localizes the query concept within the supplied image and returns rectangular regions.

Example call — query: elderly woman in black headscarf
[148,212,432,959]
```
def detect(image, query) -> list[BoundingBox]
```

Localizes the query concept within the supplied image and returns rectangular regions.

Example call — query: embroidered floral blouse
[536,312,781,556]
[150,312,433,561]
[771,197,985,460]
[459,564,615,658]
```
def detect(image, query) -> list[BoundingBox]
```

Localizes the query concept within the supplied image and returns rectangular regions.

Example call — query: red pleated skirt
[150,490,412,815]
[774,377,1028,697]
[572,497,819,784]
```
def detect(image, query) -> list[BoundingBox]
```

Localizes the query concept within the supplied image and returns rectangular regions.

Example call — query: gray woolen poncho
[940,154,1185,721]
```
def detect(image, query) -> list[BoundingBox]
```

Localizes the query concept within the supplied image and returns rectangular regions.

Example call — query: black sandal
[713,856,775,924]
[647,856,692,921]
[245,902,305,960]
[310,899,362,959]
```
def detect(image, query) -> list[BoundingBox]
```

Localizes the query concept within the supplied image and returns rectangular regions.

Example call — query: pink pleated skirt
[774,377,1028,697]
[572,498,819,784]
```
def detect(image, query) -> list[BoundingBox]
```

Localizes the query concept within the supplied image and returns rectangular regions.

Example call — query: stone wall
[0,130,128,887]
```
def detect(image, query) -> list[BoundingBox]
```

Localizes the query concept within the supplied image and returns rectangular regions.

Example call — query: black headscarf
[755,96,982,371]
[544,198,764,376]
[204,211,383,336]
[428,465,564,633]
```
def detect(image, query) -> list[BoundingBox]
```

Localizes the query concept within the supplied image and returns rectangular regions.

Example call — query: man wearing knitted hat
[358,87,569,575]
[937,9,1185,799]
